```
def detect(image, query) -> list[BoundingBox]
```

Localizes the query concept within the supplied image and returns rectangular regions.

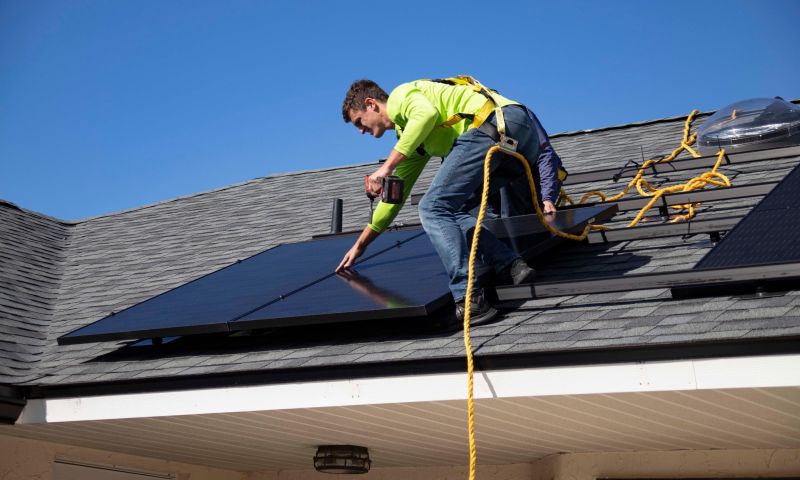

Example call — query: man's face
[348,100,388,138]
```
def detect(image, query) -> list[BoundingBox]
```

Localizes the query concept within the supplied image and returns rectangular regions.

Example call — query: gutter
[24,336,800,400]
[16,353,800,425]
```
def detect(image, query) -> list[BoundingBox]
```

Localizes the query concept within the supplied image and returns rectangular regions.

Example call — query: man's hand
[336,242,365,272]
[367,166,392,196]
[543,200,557,215]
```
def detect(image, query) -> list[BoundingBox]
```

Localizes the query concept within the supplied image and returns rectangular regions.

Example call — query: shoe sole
[469,306,499,327]
[512,269,536,286]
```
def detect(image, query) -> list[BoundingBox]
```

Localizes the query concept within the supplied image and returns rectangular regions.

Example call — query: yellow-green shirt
[368,80,517,233]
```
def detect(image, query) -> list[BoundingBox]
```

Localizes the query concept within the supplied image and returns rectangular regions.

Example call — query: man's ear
[364,98,377,111]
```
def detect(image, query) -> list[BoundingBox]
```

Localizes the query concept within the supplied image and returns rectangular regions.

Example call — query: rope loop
[559,110,731,226]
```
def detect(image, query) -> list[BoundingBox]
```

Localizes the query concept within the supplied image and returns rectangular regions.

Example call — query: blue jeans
[419,105,542,301]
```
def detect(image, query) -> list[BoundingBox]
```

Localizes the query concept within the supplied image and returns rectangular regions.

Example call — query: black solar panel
[231,233,451,329]
[484,204,619,258]
[58,205,617,345]
[58,230,422,344]
[671,162,800,298]
[694,162,800,269]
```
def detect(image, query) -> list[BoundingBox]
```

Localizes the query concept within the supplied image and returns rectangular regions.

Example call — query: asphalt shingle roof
[2,107,800,390]
[0,203,70,383]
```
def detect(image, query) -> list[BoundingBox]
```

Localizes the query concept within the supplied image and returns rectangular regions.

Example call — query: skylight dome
[697,97,800,155]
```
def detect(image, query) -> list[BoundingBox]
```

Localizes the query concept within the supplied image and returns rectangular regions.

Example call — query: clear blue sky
[2,0,798,220]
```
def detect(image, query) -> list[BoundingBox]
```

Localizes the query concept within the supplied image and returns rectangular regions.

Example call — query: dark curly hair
[342,79,389,123]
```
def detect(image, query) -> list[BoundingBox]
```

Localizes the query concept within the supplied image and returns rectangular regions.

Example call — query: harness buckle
[498,135,518,154]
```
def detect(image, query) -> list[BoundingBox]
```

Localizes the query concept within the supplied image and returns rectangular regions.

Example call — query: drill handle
[365,175,381,199]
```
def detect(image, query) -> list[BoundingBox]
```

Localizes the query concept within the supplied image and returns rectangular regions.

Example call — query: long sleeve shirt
[368,80,518,233]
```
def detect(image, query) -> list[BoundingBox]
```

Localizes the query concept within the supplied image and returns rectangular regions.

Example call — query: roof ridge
[72,113,704,224]
[551,111,712,138]
[30,99,800,224]
[551,98,800,138]
[71,161,382,223]
[0,199,76,226]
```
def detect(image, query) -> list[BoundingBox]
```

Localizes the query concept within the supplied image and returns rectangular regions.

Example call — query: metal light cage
[313,445,371,474]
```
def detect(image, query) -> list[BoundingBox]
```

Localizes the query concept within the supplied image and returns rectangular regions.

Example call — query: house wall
[272,463,533,480]
[2,433,798,480]
[533,450,800,480]
[274,449,800,480]
[0,434,272,480]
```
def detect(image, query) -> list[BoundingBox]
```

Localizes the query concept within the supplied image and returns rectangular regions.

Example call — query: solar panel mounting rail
[496,147,800,301]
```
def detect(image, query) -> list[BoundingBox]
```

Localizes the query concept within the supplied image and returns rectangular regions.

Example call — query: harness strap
[476,120,569,182]
[430,76,505,133]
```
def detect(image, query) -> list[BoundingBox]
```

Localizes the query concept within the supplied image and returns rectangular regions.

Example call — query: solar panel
[671,162,800,298]
[483,204,619,259]
[230,233,451,329]
[58,229,422,344]
[693,162,800,269]
[58,205,617,345]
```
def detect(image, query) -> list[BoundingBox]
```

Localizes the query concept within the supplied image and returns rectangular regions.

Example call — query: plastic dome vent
[697,97,800,155]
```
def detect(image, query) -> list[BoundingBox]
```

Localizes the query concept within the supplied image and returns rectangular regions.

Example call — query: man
[336,78,560,325]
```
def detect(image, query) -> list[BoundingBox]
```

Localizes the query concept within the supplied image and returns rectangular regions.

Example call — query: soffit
[3,386,798,471]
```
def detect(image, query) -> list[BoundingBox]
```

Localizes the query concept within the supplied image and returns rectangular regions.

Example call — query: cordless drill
[365,175,404,216]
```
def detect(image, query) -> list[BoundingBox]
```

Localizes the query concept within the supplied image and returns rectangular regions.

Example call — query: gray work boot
[500,258,537,285]
[454,290,499,327]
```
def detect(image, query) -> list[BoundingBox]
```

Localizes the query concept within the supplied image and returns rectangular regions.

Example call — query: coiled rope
[560,110,730,226]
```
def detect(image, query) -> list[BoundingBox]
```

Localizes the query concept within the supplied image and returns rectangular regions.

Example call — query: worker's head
[342,79,393,138]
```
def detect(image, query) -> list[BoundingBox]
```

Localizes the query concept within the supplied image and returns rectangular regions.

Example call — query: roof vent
[697,97,800,155]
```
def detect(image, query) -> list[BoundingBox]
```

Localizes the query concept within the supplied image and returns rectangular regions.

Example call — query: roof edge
[18,353,800,424]
[24,336,800,399]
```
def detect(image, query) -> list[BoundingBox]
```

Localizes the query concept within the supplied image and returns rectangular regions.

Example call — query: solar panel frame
[482,204,618,259]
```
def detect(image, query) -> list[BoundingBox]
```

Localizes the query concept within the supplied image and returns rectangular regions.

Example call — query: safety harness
[429,76,569,184]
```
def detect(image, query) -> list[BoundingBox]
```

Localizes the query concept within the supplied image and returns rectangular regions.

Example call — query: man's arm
[337,151,430,271]
[529,110,560,215]
[539,144,558,215]
[336,225,380,272]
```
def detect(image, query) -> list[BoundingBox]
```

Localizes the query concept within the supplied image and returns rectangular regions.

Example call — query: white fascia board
[18,354,800,424]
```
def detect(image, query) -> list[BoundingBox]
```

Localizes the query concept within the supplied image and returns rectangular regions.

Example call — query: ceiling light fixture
[313,445,371,474]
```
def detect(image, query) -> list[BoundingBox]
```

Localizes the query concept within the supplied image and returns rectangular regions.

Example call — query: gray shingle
[713,316,800,332]
[4,107,800,388]
[509,321,591,334]
[355,351,414,363]
[0,204,71,383]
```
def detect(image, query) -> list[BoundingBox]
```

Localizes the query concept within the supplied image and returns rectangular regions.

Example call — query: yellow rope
[570,110,730,226]
[463,145,606,480]
[626,148,729,226]
[462,109,729,480]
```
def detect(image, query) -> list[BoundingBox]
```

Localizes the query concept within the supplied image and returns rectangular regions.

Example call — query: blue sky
[2,0,798,220]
